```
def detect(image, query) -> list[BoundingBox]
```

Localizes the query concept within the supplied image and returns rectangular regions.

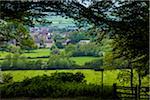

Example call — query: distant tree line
[65,43,102,57]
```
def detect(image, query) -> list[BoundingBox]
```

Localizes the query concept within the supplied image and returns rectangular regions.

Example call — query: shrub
[55,41,64,49]
[47,54,78,69]
[51,49,60,55]
[1,54,28,70]
[2,73,13,84]
[50,72,85,83]
[25,60,45,70]
[6,45,22,54]
[1,55,46,70]
[0,73,113,98]
[1,54,13,70]
[50,44,58,50]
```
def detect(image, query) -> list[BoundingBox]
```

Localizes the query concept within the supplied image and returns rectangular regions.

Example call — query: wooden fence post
[138,73,141,100]
[113,83,117,99]
[101,70,104,96]
[135,85,138,100]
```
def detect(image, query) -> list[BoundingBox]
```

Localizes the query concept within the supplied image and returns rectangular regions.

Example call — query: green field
[70,57,99,65]
[0,51,10,59]
[22,49,51,57]
[2,70,149,86]
[0,49,100,65]
[2,70,120,85]
[24,57,99,65]
[1,49,149,87]
[0,49,51,58]
[0,56,99,66]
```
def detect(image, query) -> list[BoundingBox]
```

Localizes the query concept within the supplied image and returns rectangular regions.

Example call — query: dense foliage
[0,72,113,98]
[68,31,90,44]
[2,73,13,84]
[47,53,78,69]
[49,72,85,83]
[55,40,65,49]
[0,1,148,96]
[0,20,36,50]
[1,54,28,70]
[65,43,102,57]
[5,44,22,53]
[0,1,148,73]
[0,53,80,70]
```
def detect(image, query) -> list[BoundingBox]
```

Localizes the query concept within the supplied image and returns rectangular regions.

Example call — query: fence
[113,83,150,100]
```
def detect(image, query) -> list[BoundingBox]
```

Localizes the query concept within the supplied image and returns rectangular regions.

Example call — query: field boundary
[0,56,50,60]
[113,83,150,99]
[1,68,132,71]
[1,68,103,71]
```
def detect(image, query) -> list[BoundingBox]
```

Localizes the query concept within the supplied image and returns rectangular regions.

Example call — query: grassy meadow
[22,49,51,57]
[0,49,100,66]
[0,49,51,58]
[70,57,99,65]
[3,69,149,86]
[1,49,149,87]
[2,70,120,85]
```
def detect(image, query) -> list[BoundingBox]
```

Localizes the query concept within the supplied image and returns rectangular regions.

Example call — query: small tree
[20,36,37,52]
[7,44,22,54]
[2,73,13,83]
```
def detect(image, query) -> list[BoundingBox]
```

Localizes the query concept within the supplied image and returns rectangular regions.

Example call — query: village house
[30,27,54,48]
[78,40,90,45]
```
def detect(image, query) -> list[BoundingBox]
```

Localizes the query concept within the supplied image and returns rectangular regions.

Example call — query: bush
[25,60,45,70]
[50,72,85,83]
[6,45,22,54]
[51,49,60,55]
[50,44,58,50]
[1,54,29,70]
[1,54,46,70]
[55,41,64,49]
[47,53,78,69]
[0,73,113,98]
[2,73,13,84]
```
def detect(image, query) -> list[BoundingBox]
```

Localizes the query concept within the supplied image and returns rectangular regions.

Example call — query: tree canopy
[0,0,149,75]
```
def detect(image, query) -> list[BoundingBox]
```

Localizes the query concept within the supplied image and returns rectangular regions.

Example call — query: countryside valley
[0,1,149,100]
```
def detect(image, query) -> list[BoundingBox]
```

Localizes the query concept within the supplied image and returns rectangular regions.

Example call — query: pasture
[0,49,51,58]
[0,49,100,65]
[0,49,149,87]
[2,70,120,85]
[22,49,51,57]
[3,69,149,86]
[70,57,99,65]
